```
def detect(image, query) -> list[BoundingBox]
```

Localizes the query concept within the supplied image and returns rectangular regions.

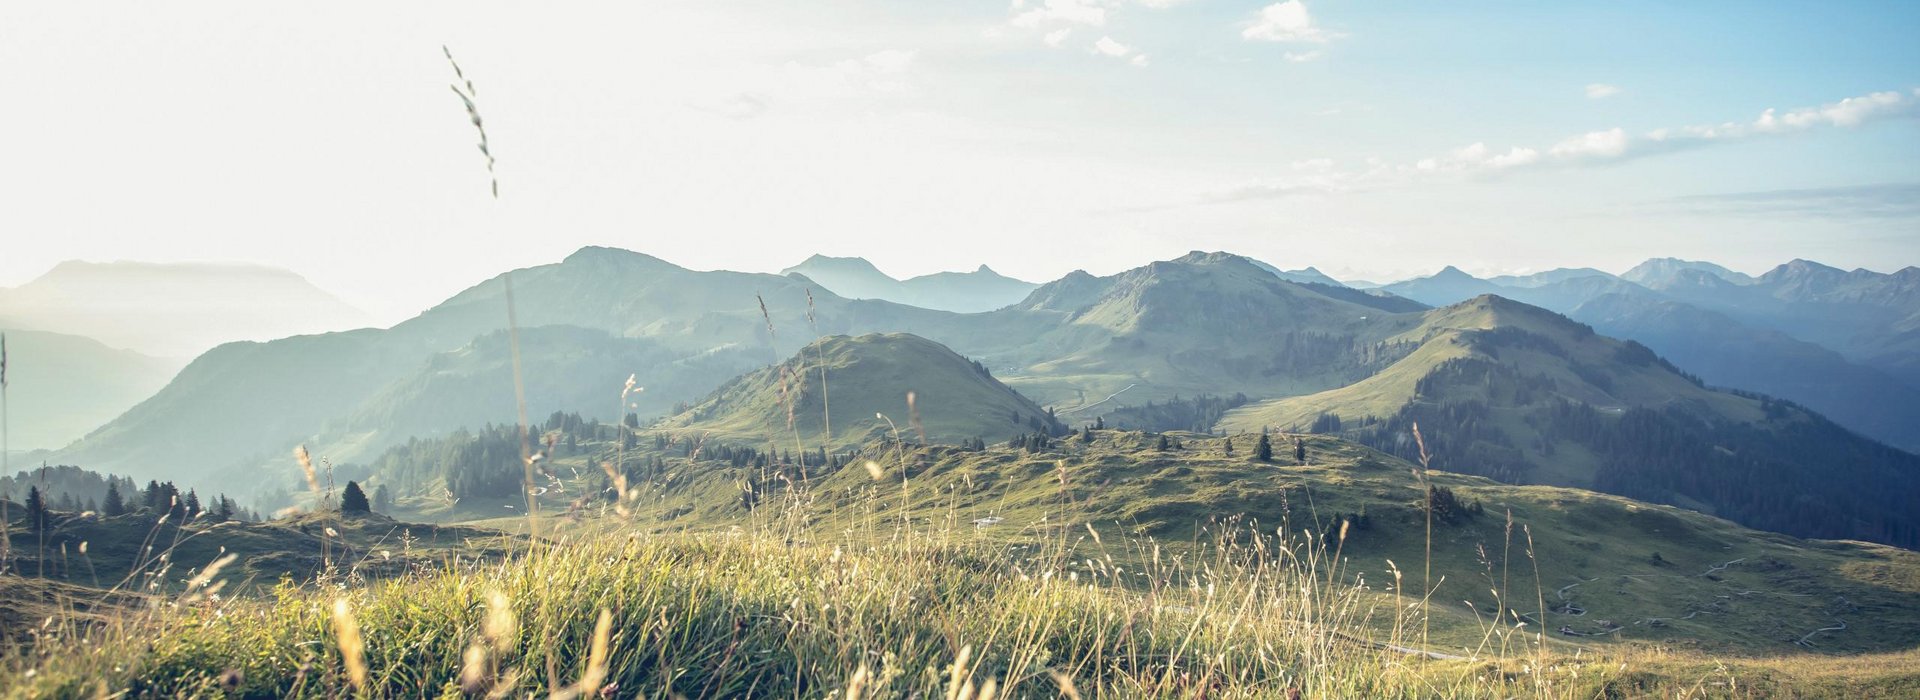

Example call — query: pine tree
[143,480,163,511]
[103,480,127,517]
[373,484,392,513]
[213,495,235,522]
[340,481,371,514]
[25,486,51,533]
[184,489,202,518]
[1224,437,1234,456]
[1255,432,1273,462]
[1294,437,1307,464]
[1156,434,1171,451]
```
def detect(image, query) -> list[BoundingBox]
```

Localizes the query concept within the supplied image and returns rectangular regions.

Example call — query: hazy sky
[3,1,1917,323]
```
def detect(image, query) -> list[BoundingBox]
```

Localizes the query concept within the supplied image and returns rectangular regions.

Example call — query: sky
[2,0,1916,323]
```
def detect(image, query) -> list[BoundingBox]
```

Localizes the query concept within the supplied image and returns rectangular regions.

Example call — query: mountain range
[29,246,1920,551]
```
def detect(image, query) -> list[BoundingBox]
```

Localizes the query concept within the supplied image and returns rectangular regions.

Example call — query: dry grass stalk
[330,597,368,693]
[442,45,497,198]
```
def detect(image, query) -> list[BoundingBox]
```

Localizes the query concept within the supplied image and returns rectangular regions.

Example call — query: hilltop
[659,333,1062,446]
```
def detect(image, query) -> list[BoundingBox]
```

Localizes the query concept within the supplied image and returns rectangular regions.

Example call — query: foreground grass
[10,515,1910,699]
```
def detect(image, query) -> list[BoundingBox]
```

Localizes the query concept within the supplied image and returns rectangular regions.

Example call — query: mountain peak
[1172,250,1246,266]
[1433,265,1479,280]
[561,246,677,269]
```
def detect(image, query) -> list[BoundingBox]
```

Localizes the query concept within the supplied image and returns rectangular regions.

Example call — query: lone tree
[340,481,372,515]
[1255,431,1273,462]
[25,485,52,533]
[1294,437,1307,464]
[1224,436,1234,456]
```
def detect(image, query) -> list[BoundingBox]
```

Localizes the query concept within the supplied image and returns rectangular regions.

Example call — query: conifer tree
[340,481,371,514]
[103,480,127,517]
[1255,432,1273,462]
[25,485,51,533]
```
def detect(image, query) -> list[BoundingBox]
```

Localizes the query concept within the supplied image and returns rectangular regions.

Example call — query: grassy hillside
[9,428,1920,697]
[1,507,509,596]
[1222,295,1920,549]
[659,333,1063,447]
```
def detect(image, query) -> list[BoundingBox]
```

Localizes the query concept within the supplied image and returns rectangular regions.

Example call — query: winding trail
[1797,619,1848,647]
[1057,383,1139,415]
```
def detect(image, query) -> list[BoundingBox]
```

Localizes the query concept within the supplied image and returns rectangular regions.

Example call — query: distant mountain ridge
[0,260,374,358]
[780,254,1038,313]
[0,329,181,451]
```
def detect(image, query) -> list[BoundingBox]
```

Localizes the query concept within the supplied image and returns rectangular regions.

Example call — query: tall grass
[1,481,1636,698]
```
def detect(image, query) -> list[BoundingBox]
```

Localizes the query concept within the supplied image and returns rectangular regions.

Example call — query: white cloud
[1012,0,1107,28]
[1283,50,1323,63]
[1585,83,1621,99]
[1205,87,1920,203]
[1136,0,1194,7]
[1243,1,1336,43]
[1758,90,1907,130]
[1044,28,1073,46]
[1548,128,1629,159]
[1130,54,1150,67]
[1093,36,1132,57]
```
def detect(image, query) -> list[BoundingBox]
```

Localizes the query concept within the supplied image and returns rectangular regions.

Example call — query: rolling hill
[659,333,1062,446]
[376,420,1920,655]
[1221,295,1920,548]
[1364,263,1920,451]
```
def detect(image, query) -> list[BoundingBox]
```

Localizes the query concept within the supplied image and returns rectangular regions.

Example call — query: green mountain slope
[1221,295,1920,548]
[1359,265,1920,450]
[661,333,1062,446]
[995,251,1427,410]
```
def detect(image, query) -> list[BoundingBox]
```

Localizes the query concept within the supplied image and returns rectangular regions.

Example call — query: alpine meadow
[3,2,1920,698]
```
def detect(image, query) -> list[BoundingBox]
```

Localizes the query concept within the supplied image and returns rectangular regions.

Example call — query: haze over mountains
[0,260,374,358]
[20,246,1920,551]
[0,261,376,450]
[779,255,1038,313]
